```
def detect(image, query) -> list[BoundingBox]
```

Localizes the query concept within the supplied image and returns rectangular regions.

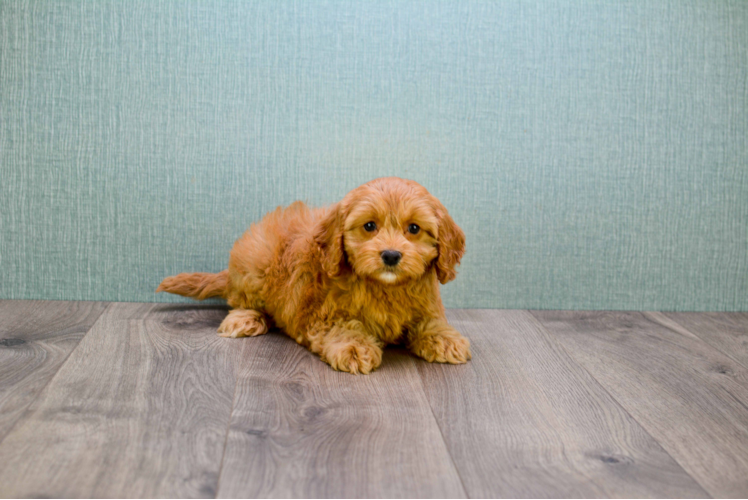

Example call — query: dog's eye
[363,221,377,232]
[408,223,420,235]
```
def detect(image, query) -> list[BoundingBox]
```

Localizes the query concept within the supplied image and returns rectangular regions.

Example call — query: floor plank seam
[0,301,111,450]
[525,310,715,499]
[415,366,471,499]
[213,362,241,499]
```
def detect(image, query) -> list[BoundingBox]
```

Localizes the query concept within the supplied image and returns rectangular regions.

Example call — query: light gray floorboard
[416,309,707,498]
[3,302,747,498]
[0,303,238,498]
[217,333,466,499]
[0,300,108,443]
[661,311,748,369]
[531,310,748,498]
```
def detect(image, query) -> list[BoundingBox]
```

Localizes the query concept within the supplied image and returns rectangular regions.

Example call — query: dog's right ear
[314,203,346,277]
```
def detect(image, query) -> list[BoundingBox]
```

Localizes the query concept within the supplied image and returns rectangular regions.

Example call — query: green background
[1,1,746,310]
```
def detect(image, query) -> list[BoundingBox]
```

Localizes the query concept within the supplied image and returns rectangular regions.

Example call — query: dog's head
[315,177,465,286]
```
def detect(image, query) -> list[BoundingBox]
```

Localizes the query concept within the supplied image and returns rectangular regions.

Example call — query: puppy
[157,177,470,374]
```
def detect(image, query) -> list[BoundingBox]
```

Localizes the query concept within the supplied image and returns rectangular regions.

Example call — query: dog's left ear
[434,200,466,284]
[314,203,347,277]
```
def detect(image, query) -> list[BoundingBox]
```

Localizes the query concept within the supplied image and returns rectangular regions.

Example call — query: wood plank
[661,312,748,369]
[217,333,466,498]
[0,303,238,498]
[531,310,748,498]
[417,309,707,498]
[0,300,108,443]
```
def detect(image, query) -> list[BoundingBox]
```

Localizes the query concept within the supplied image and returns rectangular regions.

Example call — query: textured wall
[1,1,746,310]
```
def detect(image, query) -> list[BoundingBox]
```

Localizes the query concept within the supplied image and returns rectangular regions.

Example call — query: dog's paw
[218,309,269,338]
[324,339,383,375]
[410,327,471,364]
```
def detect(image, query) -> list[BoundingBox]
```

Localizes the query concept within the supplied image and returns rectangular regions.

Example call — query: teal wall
[1,1,746,310]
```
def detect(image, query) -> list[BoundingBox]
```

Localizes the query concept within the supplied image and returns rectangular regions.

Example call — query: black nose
[381,250,402,266]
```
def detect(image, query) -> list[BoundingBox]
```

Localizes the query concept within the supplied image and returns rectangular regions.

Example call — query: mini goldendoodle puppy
[157,177,470,374]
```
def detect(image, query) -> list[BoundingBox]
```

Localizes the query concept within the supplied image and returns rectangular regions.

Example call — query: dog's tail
[156,270,229,300]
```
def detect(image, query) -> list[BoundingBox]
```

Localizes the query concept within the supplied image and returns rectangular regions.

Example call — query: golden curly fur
[157,177,470,374]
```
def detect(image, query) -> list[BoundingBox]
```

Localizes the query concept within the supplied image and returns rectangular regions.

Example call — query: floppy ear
[314,203,347,277]
[434,202,466,284]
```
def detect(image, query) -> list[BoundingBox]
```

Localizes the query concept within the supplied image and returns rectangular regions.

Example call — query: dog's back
[158,201,327,314]
[224,201,328,318]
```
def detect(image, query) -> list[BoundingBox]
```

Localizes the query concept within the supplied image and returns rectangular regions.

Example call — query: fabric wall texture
[1,1,746,310]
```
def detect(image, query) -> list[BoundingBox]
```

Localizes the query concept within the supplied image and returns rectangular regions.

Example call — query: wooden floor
[1,301,747,498]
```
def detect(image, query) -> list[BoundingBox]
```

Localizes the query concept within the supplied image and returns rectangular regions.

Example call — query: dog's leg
[312,320,384,374]
[408,318,471,364]
[218,309,269,338]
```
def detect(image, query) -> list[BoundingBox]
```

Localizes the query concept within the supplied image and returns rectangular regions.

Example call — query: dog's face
[315,178,465,286]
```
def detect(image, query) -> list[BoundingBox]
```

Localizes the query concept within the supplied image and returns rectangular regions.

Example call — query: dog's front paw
[323,339,383,375]
[409,322,471,364]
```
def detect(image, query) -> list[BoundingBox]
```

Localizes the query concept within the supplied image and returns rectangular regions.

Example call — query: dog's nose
[381,250,402,266]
